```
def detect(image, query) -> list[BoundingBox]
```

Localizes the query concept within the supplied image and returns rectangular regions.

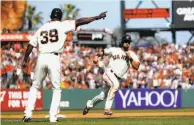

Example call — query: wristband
[94,16,100,20]
[129,57,133,62]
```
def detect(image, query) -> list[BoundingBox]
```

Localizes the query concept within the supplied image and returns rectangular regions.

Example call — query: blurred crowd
[1,42,194,89]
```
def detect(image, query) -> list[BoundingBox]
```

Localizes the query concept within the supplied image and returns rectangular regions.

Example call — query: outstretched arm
[76,11,107,27]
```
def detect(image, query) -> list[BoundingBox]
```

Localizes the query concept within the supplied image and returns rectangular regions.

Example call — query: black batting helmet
[119,35,132,47]
[50,8,62,21]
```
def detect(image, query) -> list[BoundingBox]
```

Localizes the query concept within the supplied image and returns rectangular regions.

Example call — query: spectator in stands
[1,42,194,89]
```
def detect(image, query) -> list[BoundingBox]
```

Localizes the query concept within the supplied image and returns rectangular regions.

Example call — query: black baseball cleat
[50,118,59,122]
[104,110,113,116]
[22,116,31,122]
[82,106,90,115]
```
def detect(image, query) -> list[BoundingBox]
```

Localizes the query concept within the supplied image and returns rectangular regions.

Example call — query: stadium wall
[1,89,194,111]
[181,89,194,108]
[43,89,106,110]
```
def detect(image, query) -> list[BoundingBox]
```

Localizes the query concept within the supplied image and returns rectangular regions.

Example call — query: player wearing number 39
[22,8,107,122]
[83,35,140,116]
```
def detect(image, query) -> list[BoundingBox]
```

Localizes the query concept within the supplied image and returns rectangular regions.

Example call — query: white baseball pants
[87,68,120,110]
[24,53,61,118]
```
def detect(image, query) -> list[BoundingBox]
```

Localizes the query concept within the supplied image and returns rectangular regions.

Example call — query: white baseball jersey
[29,20,75,53]
[86,48,140,111]
[24,20,75,119]
[104,47,139,78]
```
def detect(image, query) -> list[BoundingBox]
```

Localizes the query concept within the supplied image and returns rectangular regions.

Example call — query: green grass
[2,109,194,125]
[1,117,194,125]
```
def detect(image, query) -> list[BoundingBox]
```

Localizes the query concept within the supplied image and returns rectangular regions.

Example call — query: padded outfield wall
[1,89,194,111]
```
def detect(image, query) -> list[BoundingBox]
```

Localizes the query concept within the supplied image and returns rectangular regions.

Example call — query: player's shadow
[98,117,118,119]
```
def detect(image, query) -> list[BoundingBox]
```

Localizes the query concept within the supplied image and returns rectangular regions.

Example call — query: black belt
[110,69,121,80]
[51,52,59,56]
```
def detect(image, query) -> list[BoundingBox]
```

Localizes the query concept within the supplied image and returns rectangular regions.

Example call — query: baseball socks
[49,89,61,122]
[24,86,38,118]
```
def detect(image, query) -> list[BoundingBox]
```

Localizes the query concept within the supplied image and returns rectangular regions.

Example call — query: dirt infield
[1,112,194,119]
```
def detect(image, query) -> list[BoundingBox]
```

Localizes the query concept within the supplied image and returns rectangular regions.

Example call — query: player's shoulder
[37,22,49,30]
[62,20,75,23]
[61,20,75,25]
[105,47,121,52]
[107,47,118,50]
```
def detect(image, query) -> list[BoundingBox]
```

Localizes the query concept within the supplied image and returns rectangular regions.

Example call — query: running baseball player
[22,8,107,122]
[83,35,140,115]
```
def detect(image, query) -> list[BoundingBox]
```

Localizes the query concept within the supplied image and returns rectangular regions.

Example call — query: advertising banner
[0,32,72,42]
[0,89,43,111]
[115,89,181,109]
[43,89,106,109]
[124,8,169,19]
[0,33,33,42]
[173,1,194,28]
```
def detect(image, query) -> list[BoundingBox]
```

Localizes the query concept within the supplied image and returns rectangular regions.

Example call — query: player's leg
[23,57,47,122]
[47,55,61,122]
[104,69,120,115]
[88,83,110,108]
[83,73,110,115]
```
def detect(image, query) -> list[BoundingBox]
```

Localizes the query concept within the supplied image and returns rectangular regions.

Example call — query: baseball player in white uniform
[22,8,107,122]
[83,35,140,115]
